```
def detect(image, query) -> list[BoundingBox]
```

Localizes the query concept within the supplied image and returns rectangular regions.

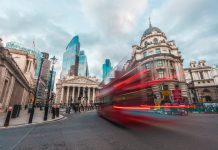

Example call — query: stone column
[198,72,201,80]
[66,86,70,105]
[77,86,80,98]
[0,67,7,102]
[88,87,90,104]
[3,76,15,108]
[21,89,26,106]
[83,87,85,97]
[93,88,96,103]
[60,87,64,103]
[168,60,171,78]
[72,86,75,103]
[164,60,169,78]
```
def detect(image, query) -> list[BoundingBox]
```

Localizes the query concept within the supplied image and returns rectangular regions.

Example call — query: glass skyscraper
[102,59,112,79]
[62,35,89,77]
[62,35,80,77]
[78,51,89,76]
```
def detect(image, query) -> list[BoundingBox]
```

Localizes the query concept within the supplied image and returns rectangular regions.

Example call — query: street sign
[161,90,171,96]
[154,101,161,106]
[172,89,182,101]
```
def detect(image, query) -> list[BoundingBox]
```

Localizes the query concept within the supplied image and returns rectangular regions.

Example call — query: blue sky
[0,0,218,80]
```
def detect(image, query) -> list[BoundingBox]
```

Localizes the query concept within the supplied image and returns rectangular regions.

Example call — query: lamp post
[44,56,57,121]
[29,57,44,124]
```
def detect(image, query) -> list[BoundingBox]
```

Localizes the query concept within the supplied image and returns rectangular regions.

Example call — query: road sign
[161,90,171,96]
[154,101,161,106]
[172,89,182,101]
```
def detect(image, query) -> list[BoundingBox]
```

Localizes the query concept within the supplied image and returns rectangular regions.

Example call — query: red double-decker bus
[96,64,158,124]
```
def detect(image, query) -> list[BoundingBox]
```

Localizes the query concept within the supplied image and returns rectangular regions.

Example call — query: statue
[0,38,4,48]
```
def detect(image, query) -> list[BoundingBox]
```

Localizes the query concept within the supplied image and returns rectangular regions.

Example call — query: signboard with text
[161,90,171,96]
[172,89,182,101]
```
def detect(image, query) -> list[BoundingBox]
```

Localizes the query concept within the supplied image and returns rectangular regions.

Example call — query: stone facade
[184,60,218,102]
[0,47,32,111]
[211,64,218,86]
[7,48,36,87]
[126,23,189,103]
[56,76,100,105]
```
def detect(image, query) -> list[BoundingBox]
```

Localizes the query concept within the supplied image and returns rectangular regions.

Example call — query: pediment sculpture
[65,77,99,85]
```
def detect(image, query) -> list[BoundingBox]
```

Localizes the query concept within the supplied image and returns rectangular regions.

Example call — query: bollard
[52,105,56,119]
[4,106,13,127]
[68,106,71,114]
[56,105,60,117]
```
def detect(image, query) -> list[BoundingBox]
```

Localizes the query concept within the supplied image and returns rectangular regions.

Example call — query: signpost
[161,90,171,96]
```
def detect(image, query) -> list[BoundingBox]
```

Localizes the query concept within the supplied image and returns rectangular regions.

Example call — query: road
[0,111,218,150]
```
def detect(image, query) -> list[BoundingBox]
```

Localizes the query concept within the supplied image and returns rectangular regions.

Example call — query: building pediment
[63,76,99,85]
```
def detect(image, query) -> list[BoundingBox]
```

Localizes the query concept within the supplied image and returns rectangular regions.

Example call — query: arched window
[153,38,158,45]
[144,41,148,48]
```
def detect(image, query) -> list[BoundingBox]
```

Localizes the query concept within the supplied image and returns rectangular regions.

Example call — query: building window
[198,82,200,84]
[143,52,147,57]
[171,69,176,79]
[170,61,173,67]
[153,38,158,45]
[145,63,150,69]
[24,60,30,72]
[144,41,148,48]
[160,85,163,91]
[158,70,164,78]
[207,81,210,83]
[157,60,163,67]
[28,61,32,71]
[155,48,161,54]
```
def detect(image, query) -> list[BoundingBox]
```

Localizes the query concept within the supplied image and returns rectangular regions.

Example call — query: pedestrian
[68,106,71,114]
[81,104,84,111]
[25,104,27,110]
[72,103,76,113]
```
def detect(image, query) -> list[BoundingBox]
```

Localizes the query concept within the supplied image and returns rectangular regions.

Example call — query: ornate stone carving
[65,77,98,85]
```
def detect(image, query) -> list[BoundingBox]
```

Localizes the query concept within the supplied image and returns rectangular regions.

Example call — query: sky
[0,0,218,80]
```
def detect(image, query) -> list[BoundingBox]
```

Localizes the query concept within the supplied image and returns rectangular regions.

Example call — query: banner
[172,89,182,101]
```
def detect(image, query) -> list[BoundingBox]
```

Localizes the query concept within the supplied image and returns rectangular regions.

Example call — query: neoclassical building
[184,60,218,102]
[0,46,33,111]
[56,76,100,105]
[126,22,189,103]
[7,48,36,87]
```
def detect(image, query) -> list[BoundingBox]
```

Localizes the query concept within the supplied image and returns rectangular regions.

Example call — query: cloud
[81,0,148,36]
[1,0,218,82]
[150,0,218,66]
[79,0,149,79]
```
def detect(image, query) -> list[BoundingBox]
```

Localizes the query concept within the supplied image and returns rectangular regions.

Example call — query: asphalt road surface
[0,111,218,150]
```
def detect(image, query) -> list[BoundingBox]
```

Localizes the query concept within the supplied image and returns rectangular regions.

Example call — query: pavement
[0,111,218,150]
[0,108,64,129]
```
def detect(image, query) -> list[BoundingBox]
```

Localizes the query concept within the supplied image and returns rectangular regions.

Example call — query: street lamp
[29,56,44,123]
[44,56,57,121]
